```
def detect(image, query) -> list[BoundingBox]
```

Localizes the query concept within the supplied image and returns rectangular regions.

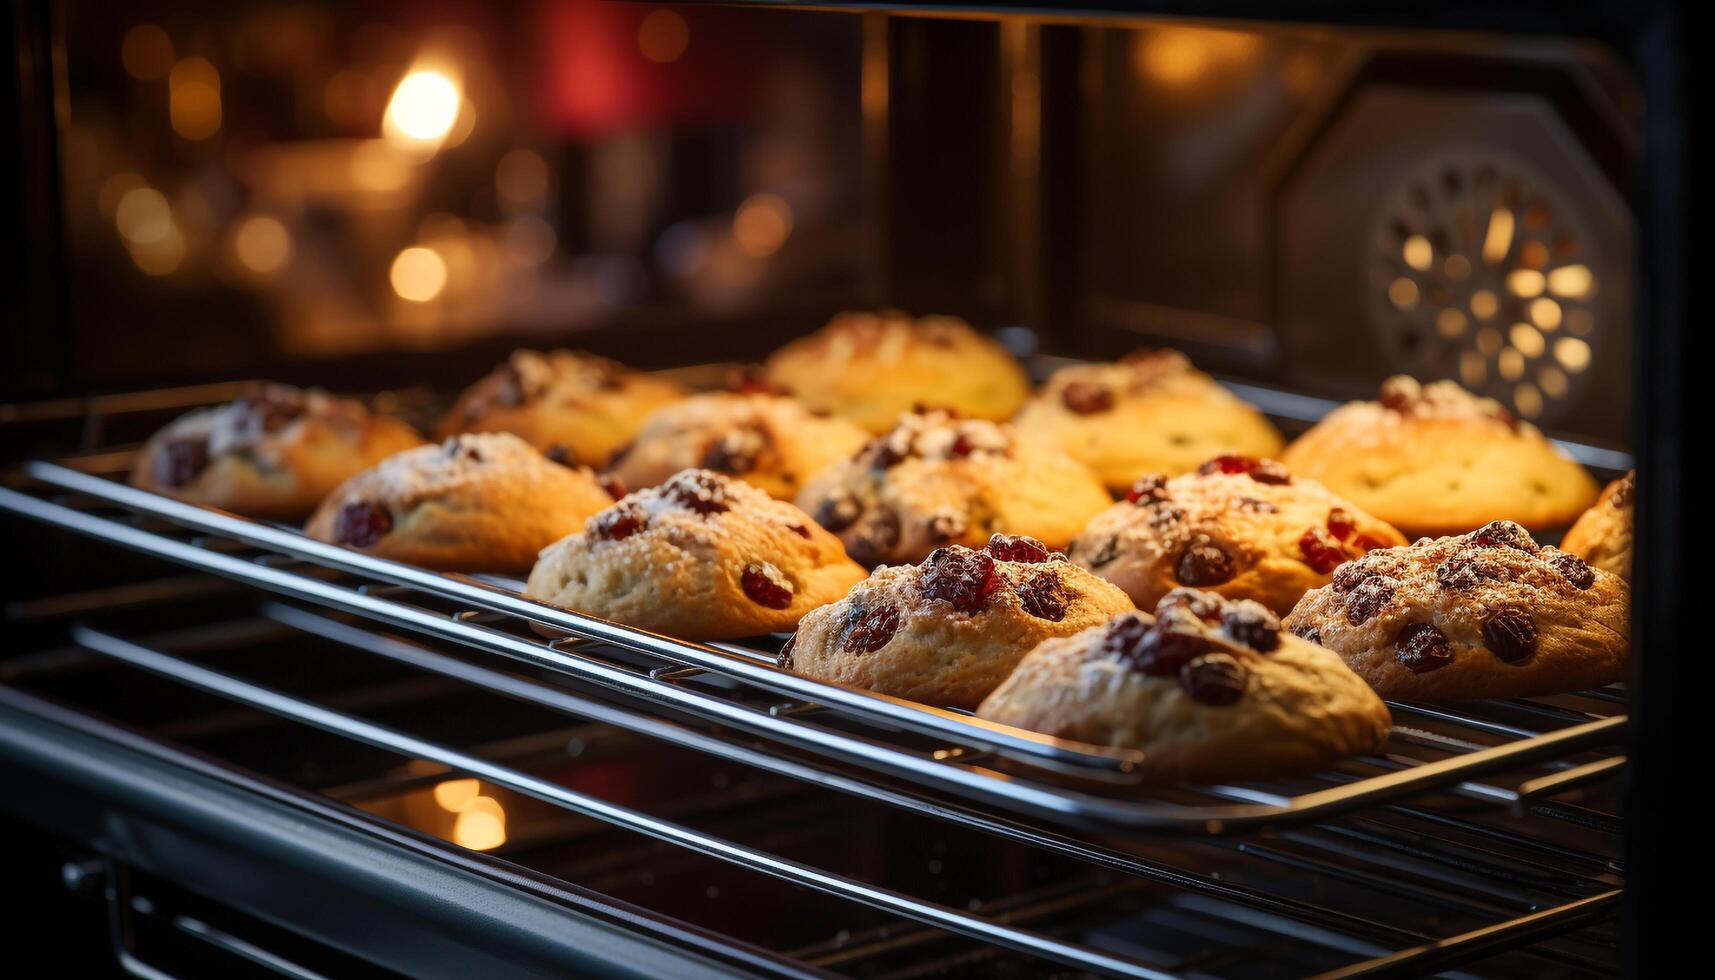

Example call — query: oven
[1,1,1688,977]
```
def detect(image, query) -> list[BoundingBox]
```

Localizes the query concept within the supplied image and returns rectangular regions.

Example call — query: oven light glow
[433,777,481,812]
[1547,264,1594,299]
[1402,234,1433,271]
[115,187,172,245]
[452,796,506,851]
[391,246,448,302]
[1528,297,1562,331]
[1469,289,1498,320]
[169,57,222,141]
[384,70,462,147]
[1509,323,1545,359]
[732,194,793,259]
[637,10,691,64]
[233,216,292,275]
[1504,268,1544,298]
[1554,337,1592,373]
[1482,208,1514,264]
[1514,383,1543,418]
[122,24,174,81]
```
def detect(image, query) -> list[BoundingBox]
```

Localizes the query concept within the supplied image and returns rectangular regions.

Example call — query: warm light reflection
[169,57,222,140]
[1514,383,1543,418]
[116,187,172,244]
[233,216,292,275]
[122,25,175,81]
[1436,308,1467,339]
[1402,235,1433,272]
[496,149,550,210]
[1498,347,1525,380]
[1134,26,1258,86]
[1539,366,1569,398]
[1460,351,1487,386]
[433,778,481,811]
[637,10,690,64]
[452,796,506,850]
[1470,289,1498,320]
[384,69,462,149]
[1510,322,1545,359]
[1482,208,1514,264]
[1444,255,1471,280]
[1387,278,1418,310]
[732,193,793,258]
[390,246,448,302]
[130,225,186,276]
[1505,268,1545,297]
[1548,264,1594,299]
[1529,297,1562,331]
[1554,337,1592,372]
[1476,327,1503,356]
[1565,309,1594,336]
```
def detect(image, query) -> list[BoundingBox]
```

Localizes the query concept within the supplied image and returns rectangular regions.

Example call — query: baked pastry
[763,310,1031,432]
[1069,456,1407,616]
[132,383,425,521]
[436,349,684,466]
[977,589,1391,784]
[1282,520,1629,702]
[605,392,869,501]
[526,470,866,640]
[1013,350,1283,490]
[1560,470,1634,581]
[306,433,616,572]
[781,535,1135,709]
[794,410,1112,566]
[1280,376,1598,536]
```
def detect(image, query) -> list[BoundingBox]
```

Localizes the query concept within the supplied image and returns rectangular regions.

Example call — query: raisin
[1236,497,1279,514]
[1326,507,1356,541]
[786,523,812,540]
[1176,536,1234,586]
[1250,460,1292,485]
[741,561,795,609]
[237,389,306,433]
[1222,603,1281,651]
[865,438,905,469]
[1332,562,1372,593]
[1299,527,1346,574]
[700,427,767,474]
[847,510,901,566]
[668,471,731,515]
[919,546,1000,613]
[777,634,796,669]
[1199,455,1258,476]
[1435,554,1501,592]
[1395,622,1454,673]
[1084,534,1121,568]
[986,533,1054,564]
[334,500,392,547]
[153,438,210,488]
[926,512,968,544]
[1061,381,1114,415]
[814,490,863,532]
[844,604,901,652]
[1143,623,1211,676]
[544,444,575,467]
[1103,614,1155,664]
[1378,375,1419,412]
[1547,551,1595,590]
[1482,606,1537,662]
[1149,504,1187,531]
[491,365,526,407]
[1017,571,1069,622]
[1345,578,1394,625]
[1292,623,1322,645]
[726,365,787,396]
[1180,654,1247,706]
[1471,520,1537,552]
[1125,474,1169,505]
[1158,587,1224,622]
[590,502,647,540]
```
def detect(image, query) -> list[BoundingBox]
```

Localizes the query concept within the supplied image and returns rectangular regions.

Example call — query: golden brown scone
[1280,376,1598,536]
[763,310,1031,432]
[605,392,869,501]
[1069,456,1408,616]
[795,410,1113,566]
[436,349,685,466]
[306,433,615,572]
[781,535,1135,709]
[1013,350,1284,490]
[526,470,866,640]
[1560,470,1634,581]
[131,383,425,521]
[1282,520,1629,702]
[978,589,1391,785]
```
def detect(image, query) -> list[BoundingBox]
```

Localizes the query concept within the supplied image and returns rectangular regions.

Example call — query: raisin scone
[763,310,1031,433]
[526,470,866,640]
[1560,470,1634,581]
[437,349,685,466]
[1013,350,1284,491]
[977,590,1391,784]
[781,536,1135,709]
[794,410,1113,566]
[132,383,425,521]
[1282,520,1629,702]
[306,433,616,572]
[605,392,869,501]
[1070,456,1408,615]
[1280,376,1598,536]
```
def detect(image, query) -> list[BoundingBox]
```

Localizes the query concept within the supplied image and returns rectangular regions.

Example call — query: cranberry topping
[725,365,788,396]
[814,490,863,532]
[1326,508,1357,541]
[1198,455,1259,476]
[776,634,796,670]
[947,433,976,459]
[1395,622,1454,674]
[1180,654,1247,706]
[1176,536,1234,586]
[1548,552,1595,590]
[919,546,1000,613]
[590,502,648,541]
[1061,381,1114,415]
[740,561,795,609]
[844,604,901,653]
[986,533,1055,564]
[1378,375,1419,412]
[334,500,392,548]
[1345,578,1394,625]
[1125,474,1169,505]
[598,475,628,500]
[1017,571,1069,622]
[1471,520,1537,552]
[1351,534,1391,553]
[1298,527,1347,574]
[1222,604,1281,651]
[667,471,732,515]
[1482,606,1537,663]
[847,510,901,566]
[153,438,210,488]
[236,389,306,434]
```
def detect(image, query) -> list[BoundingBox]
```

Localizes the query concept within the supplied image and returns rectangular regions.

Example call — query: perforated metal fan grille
[1367,151,1603,422]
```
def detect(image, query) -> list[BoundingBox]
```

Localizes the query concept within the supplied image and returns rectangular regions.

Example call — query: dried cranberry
[590,502,647,540]
[1125,475,1169,505]
[1351,534,1391,553]
[1017,571,1069,622]
[844,604,901,652]
[847,510,901,566]
[776,634,796,669]
[700,428,767,474]
[1547,552,1595,590]
[598,475,628,500]
[740,561,795,609]
[814,490,863,532]
[726,365,788,396]
[947,434,976,459]
[919,546,1001,613]
[1180,654,1247,706]
[668,471,732,515]
[986,533,1054,564]
[1144,623,1212,676]
[153,438,209,488]
[1249,460,1292,485]
[1199,455,1258,476]
[1378,376,1419,412]
[1325,507,1357,541]
[1176,536,1234,586]
[1103,614,1155,664]
[1299,527,1346,574]
[926,512,968,544]
[1395,622,1454,674]
[1222,604,1280,651]
[1345,578,1394,625]
[1482,606,1537,662]
[786,523,812,540]
[334,500,392,547]
[1471,520,1537,552]
[1061,381,1114,415]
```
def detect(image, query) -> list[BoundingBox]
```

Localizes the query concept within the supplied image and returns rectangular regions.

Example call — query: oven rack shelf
[0,457,1629,834]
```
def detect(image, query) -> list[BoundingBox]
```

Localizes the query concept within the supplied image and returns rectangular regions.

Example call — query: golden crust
[763,310,1031,433]
[131,383,425,521]
[305,433,614,572]
[1069,461,1407,615]
[1013,351,1283,490]
[526,470,866,640]
[977,593,1391,785]
[1280,376,1598,536]
[784,543,1135,709]
[606,392,869,501]
[1282,521,1629,702]
[1560,471,1634,581]
[795,410,1112,566]
[436,349,685,466]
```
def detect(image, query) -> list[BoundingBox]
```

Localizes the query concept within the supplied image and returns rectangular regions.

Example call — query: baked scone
[1560,470,1634,581]
[306,433,616,572]
[1280,376,1598,536]
[794,410,1113,566]
[132,383,425,521]
[977,589,1392,784]
[1282,520,1629,702]
[436,349,685,466]
[1069,456,1407,616]
[1013,350,1284,490]
[526,470,866,640]
[605,392,869,501]
[781,535,1135,709]
[763,310,1031,432]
